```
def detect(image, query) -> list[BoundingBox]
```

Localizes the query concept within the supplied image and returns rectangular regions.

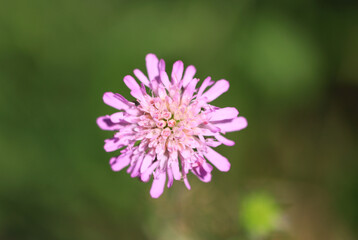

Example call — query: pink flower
[97,54,247,198]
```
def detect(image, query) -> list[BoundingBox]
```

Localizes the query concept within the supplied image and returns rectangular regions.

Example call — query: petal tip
[102,92,112,101]
[150,192,161,199]
[150,173,166,198]
[221,162,231,172]
[146,53,158,61]
[96,116,105,128]
[239,116,248,129]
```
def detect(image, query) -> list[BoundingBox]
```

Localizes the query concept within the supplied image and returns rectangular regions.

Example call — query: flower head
[97,54,247,198]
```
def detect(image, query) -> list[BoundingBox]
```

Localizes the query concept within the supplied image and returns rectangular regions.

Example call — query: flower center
[136,88,209,152]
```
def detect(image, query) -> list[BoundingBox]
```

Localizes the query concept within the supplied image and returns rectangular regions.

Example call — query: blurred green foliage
[239,192,281,238]
[0,0,357,240]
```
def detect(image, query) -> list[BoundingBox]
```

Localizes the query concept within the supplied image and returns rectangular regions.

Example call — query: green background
[1,0,357,239]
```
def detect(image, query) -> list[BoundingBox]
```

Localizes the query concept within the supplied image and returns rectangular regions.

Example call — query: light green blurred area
[0,0,357,239]
[239,193,281,237]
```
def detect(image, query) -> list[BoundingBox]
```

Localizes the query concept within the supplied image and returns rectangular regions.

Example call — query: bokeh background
[1,0,357,239]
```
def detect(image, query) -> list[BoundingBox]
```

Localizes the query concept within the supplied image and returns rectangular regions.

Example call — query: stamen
[168,119,176,127]
[162,111,172,120]
[156,120,166,128]
[161,128,172,138]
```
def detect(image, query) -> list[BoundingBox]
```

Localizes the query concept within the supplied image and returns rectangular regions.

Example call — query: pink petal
[159,59,166,72]
[202,161,214,175]
[208,107,239,121]
[146,53,159,81]
[202,123,221,133]
[203,147,231,172]
[197,77,213,97]
[149,78,159,95]
[171,160,181,180]
[150,173,166,198]
[215,134,235,146]
[103,92,131,110]
[123,75,139,90]
[214,116,248,133]
[167,167,174,188]
[200,172,212,183]
[140,154,154,173]
[206,139,222,147]
[122,115,140,124]
[184,177,191,190]
[126,161,135,174]
[110,154,131,172]
[201,79,229,102]
[160,71,171,89]
[157,85,167,99]
[199,172,212,183]
[192,162,213,182]
[141,162,159,182]
[138,140,149,152]
[131,154,144,178]
[110,112,124,123]
[97,115,121,131]
[104,138,121,152]
[182,65,196,88]
[171,60,184,83]
[182,78,199,102]
[158,154,168,170]
[130,154,145,178]
[123,75,143,100]
[133,69,150,86]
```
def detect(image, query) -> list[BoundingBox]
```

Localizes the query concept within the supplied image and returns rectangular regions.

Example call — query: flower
[97,53,247,198]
